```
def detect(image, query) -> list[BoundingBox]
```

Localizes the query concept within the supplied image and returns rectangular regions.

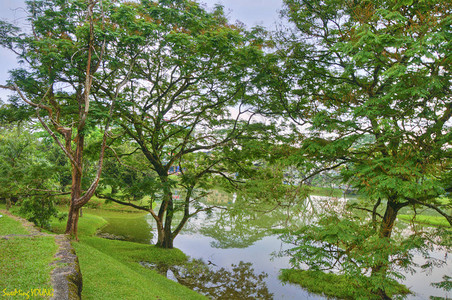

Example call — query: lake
[98,195,451,299]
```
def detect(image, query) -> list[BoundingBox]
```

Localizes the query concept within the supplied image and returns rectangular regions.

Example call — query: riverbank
[1,205,205,299]
[50,211,204,299]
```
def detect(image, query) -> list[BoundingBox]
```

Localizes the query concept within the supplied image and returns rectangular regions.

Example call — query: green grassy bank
[0,213,56,299]
[49,209,205,299]
[398,214,451,228]
[280,269,410,299]
[2,203,205,300]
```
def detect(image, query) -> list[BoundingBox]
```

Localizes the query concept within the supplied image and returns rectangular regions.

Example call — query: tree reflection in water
[141,259,273,299]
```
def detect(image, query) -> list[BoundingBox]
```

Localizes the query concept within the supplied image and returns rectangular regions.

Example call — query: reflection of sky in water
[174,233,323,299]
[137,197,451,300]
[402,249,451,300]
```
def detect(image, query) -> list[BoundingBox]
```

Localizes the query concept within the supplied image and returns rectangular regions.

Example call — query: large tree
[0,0,134,238]
[267,0,452,298]
[94,0,273,248]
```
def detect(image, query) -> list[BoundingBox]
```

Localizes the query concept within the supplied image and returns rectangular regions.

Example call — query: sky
[0,0,284,100]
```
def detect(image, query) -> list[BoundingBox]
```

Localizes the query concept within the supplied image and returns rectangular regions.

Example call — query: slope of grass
[3,206,204,299]
[0,213,30,235]
[49,213,108,236]
[398,214,451,228]
[73,237,205,300]
[308,186,344,198]
[0,213,57,298]
[48,210,205,299]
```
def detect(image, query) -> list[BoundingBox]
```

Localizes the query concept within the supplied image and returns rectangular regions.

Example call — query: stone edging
[0,210,82,299]
[50,235,83,300]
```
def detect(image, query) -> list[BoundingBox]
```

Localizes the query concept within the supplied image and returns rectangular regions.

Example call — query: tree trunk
[6,198,11,211]
[155,196,174,249]
[65,203,80,239]
[155,220,174,249]
[372,198,405,300]
[162,196,174,248]
[65,135,84,238]
[155,218,165,247]
[379,199,401,239]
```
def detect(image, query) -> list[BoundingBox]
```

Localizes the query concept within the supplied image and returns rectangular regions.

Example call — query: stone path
[0,210,82,300]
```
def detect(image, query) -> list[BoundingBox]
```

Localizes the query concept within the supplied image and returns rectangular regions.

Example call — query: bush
[18,196,64,229]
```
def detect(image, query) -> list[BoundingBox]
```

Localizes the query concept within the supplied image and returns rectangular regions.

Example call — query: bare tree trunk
[162,198,174,249]
[155,218,165,247]
[65,135,84,238]
[155,192,174,248]
[372,198,407,300]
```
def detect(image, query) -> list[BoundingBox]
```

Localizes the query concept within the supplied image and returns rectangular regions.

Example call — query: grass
[0,213,30,235]
[85,208,152,243]
[308,186,344,198]
[398,214,451,228]
[72,238,204,300]
[74,237,205,300]
[48,210,205,299]
[49,213,108,236]
[2,205,205,299]
[280,269,410,300]
[0,213,57,299]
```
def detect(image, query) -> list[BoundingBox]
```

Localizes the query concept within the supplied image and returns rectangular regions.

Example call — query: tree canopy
[263,0,452,297]
[92,0,275,248]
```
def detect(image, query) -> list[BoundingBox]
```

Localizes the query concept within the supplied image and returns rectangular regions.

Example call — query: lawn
[0,213,30,235]
[50,210,205,299]
[398,214,451,228]
[49,213,108,236]
[74,237,205,299]
[0,214,57,299]
[2,203,205,299]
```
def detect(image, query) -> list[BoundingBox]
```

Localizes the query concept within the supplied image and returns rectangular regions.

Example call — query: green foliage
[270,1,452,296]
[274,0,452,214]
[280,210,434,298]
[0,125,67,227]
[280,269,410,299]
[86,0,275,247]
[431,275,452,292]
[18,196,62,229]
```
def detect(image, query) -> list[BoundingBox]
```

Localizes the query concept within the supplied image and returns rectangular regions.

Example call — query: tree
[94,0,273,248]
[0,123,65,227]
[0,0,133,238]
[267,0,452,298]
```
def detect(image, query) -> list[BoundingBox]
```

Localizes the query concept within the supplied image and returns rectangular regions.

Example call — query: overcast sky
[0,0,283,100]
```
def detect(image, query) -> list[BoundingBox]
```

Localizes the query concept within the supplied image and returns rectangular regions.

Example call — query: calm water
[99,195,451,299]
